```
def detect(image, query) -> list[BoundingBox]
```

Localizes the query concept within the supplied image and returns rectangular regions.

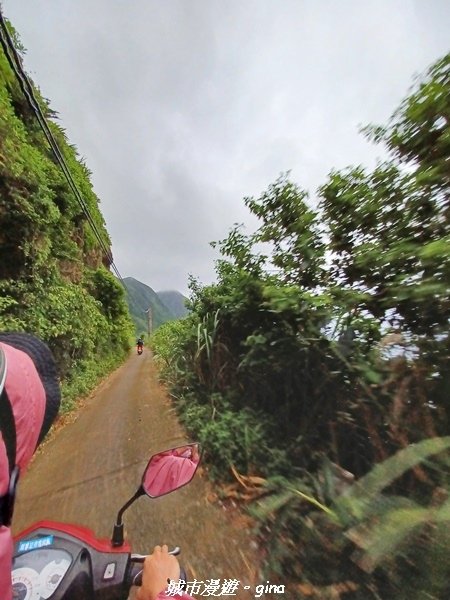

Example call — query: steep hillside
[157,290,189,319]
[123,277,175,334]
[0,20,134,407]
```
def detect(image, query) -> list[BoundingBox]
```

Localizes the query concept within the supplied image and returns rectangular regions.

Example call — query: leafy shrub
[150,54,450,595]
[252,438,450,599]
[193,405,269,480]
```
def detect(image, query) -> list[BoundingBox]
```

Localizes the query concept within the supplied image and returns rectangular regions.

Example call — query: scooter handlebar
[127,549,186,590]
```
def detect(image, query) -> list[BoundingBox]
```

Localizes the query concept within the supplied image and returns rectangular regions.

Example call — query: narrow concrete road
[12,350,262,599]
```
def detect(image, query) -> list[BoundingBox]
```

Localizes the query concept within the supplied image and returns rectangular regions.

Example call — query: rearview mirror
[112,443,202,546]
[142,443,201,498]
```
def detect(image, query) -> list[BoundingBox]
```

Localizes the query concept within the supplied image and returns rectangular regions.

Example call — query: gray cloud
[3,0,450,294]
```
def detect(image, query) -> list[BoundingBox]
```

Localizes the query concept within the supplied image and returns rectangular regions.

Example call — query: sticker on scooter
[18,535,54,552]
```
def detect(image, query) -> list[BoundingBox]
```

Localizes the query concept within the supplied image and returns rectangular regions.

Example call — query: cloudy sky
[2,1,450,295]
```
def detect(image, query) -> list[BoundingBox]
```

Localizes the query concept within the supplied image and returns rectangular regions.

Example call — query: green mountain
[157,290,189,319]
[123,277,176,335]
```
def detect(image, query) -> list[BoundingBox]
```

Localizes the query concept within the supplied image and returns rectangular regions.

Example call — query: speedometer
[39,558,72,599]
[12,567,40,600]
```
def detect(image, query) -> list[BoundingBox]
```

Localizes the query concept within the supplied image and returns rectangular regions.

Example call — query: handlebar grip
[129,563,144,587]
[128,564,187,589]
[132,570,144,587]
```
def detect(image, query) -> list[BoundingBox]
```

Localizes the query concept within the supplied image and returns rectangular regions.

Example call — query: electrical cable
[0,15,123,281]
[0,11,124,284]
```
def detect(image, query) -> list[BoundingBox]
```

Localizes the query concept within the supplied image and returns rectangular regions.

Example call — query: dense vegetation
[152,54,450,599]
[0,23,134,409]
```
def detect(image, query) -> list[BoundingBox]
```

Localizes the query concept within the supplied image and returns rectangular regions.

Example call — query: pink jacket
[0,342,46,599]
[156,592,194,600]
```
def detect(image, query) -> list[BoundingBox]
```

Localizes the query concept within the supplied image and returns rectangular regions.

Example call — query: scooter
[12,443,201,599]
[137,345,143,355]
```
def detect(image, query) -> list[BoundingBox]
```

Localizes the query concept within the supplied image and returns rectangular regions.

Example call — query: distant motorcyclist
[136,337,144,355]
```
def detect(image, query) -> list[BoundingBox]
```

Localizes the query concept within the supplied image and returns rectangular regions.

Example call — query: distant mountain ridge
[157,290,189,319]
[123,277,188,335]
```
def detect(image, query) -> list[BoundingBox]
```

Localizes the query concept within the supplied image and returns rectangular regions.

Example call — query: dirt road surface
[12,351,266,599]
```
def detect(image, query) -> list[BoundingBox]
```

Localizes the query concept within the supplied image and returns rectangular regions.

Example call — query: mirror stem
[111,522,124,547]
[111,488,144,547]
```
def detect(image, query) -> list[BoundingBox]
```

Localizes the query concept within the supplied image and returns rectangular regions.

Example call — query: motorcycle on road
[12,443,201,599]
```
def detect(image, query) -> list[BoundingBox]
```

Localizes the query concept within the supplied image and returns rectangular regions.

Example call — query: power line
[0,13,123,282]
[0,11,125,285]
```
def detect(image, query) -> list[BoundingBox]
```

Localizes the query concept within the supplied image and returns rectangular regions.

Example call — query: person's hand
[136,545,181,600]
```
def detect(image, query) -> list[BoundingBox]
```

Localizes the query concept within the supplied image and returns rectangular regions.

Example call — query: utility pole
[145,307,153,336]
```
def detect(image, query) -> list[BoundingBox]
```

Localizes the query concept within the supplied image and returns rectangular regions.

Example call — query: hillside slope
[157,290,189,319]
[123,277,175,334]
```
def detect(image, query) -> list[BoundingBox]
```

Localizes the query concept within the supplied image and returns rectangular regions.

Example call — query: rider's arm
[136,546,195,600]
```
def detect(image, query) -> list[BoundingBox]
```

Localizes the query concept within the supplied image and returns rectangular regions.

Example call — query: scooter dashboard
[12,547,72,600]
[13,525,130,600]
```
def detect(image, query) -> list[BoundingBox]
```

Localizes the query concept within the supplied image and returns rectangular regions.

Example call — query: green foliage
[151,317,195,379]
[334,437,450,526]
[252,439,450,598]
[246,176,327,287]
[60,350,126,412]
[319,161,449,337]
[187,402,269,480]
[151,53,450,596]
[365,54,450,183]
[321,55,450,346]
[0,21,134,405]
